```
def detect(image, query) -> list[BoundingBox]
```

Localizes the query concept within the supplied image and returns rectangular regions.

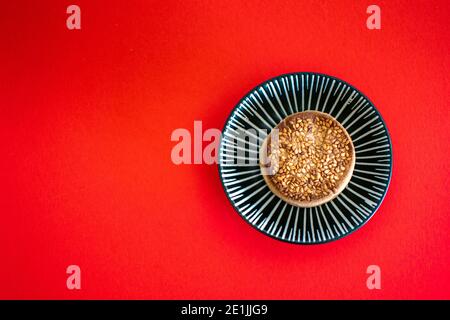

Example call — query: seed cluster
[266,115,352,202]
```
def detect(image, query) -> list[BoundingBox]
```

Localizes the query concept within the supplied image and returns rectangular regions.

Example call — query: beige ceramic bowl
[259,111,355,207]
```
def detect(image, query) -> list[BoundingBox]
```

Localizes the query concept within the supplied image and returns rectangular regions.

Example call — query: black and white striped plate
[218,72,392,244]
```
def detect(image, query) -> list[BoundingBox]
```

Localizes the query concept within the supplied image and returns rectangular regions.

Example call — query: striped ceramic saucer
[218,72,392,244]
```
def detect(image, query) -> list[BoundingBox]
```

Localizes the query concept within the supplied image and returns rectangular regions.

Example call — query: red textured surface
[0,0,449,299]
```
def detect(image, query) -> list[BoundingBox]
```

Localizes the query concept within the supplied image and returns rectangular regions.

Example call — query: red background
[0,0,449,299]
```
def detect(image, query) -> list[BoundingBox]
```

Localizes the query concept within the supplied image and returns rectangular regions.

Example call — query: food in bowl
[260,111,355,207]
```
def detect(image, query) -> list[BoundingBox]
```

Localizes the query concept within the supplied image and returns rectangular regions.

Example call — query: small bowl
[259,111,356,207]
